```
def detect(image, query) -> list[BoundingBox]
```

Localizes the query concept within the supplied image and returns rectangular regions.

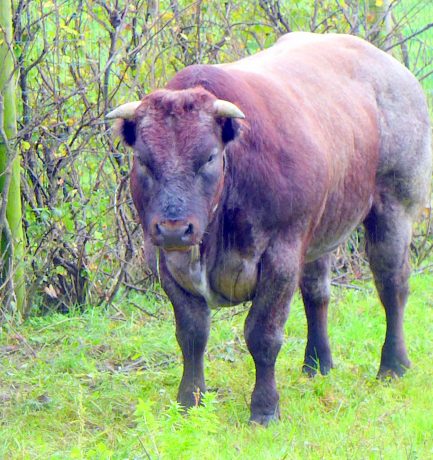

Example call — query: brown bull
[108,32,432,425]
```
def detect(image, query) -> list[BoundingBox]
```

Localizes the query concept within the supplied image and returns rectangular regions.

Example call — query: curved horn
[213,99,245,119]
[106,101,142,119]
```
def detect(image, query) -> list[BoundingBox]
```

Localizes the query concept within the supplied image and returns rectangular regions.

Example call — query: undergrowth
[1,269,433,459]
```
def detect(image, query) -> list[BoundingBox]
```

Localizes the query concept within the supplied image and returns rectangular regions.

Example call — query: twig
[331,281,366,291]
[128,301,160,318]
[385,22,433,52]
[36,316,85,333]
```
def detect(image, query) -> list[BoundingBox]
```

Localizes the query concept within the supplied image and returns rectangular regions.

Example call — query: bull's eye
[196,150,219,176]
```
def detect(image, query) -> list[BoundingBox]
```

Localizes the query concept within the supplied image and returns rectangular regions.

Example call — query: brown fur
[118,32,431,425]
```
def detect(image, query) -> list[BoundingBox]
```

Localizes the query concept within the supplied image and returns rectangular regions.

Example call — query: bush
[6,0,433,313]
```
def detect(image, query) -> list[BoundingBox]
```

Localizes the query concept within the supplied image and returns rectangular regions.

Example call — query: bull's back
[225,32,430,206]
[224,33,431,254]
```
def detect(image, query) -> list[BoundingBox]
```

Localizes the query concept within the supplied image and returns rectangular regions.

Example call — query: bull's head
[107,88,244,252]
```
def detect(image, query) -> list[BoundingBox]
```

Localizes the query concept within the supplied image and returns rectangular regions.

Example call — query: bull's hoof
[177,387,205,410]
[377,346,411,379]
[377,359,411,379]
[303,354,333,377]
[249,406,280,427]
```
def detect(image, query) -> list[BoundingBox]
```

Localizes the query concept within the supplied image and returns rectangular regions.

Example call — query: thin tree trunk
[0,0,27,317]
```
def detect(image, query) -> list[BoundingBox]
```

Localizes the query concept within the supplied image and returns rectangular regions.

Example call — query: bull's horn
[213,100,245,119]
[106,101,142,119]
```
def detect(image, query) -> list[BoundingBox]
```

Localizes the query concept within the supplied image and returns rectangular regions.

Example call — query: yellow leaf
[55,144,68,158]
[44,284,58,298]
[421,206,431,218]
[375,0,383,6]
[161,12,174,22]
[22,141,31,151]
[60,24,79,36]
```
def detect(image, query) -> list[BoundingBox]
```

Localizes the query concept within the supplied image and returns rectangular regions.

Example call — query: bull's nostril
[153,220,195,247]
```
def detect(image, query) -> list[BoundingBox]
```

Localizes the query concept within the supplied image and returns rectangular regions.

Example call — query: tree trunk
[0,0,27,318]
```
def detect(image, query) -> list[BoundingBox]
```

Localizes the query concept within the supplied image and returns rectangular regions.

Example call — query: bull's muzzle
[151,218,198,251]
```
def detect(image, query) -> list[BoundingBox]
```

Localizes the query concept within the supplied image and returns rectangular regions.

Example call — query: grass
[1,269,433,459]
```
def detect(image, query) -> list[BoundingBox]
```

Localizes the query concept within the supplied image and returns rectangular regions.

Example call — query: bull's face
[108,88,244,252]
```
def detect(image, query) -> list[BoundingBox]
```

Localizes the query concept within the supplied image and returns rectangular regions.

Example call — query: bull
[107,32,432,425]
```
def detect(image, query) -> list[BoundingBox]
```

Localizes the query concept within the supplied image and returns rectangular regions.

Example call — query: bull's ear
[106,101,142,147]
[213,99,245,145]
[221,118,241,144]
[118,119,136,146]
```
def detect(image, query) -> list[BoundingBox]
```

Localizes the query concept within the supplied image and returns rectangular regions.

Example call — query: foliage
[1,270,433,458]
[2,0,431,313]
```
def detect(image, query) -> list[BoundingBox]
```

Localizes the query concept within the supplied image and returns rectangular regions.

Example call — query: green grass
[1,269,433,459]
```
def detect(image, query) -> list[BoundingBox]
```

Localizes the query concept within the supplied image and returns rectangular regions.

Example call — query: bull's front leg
[245,241,301,425]
[160,262,211,409]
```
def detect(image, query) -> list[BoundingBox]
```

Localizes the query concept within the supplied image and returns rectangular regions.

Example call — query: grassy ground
[1,268,433,459]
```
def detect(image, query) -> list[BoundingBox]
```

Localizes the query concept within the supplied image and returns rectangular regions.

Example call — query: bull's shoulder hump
[274,32,378,54]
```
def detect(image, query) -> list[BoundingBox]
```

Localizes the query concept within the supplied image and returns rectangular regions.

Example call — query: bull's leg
[161,264,210,408]
[245,242,301,425]
[300,254,333,376]
[364,201,412,378]
[174,297,210,408]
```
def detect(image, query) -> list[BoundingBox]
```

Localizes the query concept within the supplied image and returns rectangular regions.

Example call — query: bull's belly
[164,248,258,308]
[305,225,357,262]
[305,194,374,262]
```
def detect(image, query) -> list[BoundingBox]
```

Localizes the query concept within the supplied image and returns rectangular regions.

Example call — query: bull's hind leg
[300,254,333,376]
[364,198,413,378]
